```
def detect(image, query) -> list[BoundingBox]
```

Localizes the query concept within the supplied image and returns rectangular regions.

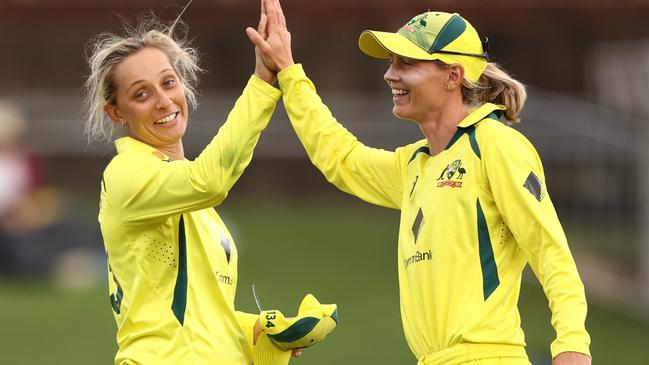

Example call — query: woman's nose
[156,90,174,109]
[384,63,398,84]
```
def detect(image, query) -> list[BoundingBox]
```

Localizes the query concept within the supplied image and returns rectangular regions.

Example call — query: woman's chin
[392,108,418,123]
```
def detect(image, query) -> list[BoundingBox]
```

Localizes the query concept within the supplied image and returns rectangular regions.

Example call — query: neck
[418,99,469,156]
[157,141,185,161]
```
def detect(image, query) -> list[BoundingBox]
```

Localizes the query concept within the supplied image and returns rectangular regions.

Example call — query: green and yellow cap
[358,12,488,82]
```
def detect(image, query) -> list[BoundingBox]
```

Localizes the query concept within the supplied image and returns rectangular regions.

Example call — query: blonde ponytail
[461,62,527,123]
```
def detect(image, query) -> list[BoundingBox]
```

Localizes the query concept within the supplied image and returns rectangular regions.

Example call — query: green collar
[444,103,506,155]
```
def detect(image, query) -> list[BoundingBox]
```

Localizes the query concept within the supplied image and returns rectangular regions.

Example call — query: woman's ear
[447,64,465,88]
[105,104,126,127]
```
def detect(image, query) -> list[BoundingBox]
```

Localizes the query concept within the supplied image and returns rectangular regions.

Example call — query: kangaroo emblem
[437,159,466,188]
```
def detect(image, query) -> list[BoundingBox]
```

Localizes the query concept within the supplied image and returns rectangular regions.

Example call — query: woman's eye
[135,91,148,100]
[164,79,176,88]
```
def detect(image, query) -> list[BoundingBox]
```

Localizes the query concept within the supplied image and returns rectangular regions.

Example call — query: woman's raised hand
[246,0,294,73]
[249,0,275,84]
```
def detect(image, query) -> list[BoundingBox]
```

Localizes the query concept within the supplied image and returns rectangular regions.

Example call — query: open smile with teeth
[392,89,409,96]
[154,112,179,125]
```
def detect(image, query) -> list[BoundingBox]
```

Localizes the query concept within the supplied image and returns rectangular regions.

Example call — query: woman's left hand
[246,0,294,73]
[253,317,305,358]
[291,348,304,358]
[250,0,277,84]
[553,352,591,365]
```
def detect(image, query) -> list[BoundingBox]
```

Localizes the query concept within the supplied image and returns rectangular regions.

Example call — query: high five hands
[247,0,295,83]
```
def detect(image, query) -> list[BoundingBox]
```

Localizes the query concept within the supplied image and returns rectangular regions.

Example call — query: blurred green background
[2,198,649,364]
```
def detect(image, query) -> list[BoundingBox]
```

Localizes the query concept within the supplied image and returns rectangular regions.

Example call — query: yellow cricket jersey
[98,75,280,365]
[278,64,590,365]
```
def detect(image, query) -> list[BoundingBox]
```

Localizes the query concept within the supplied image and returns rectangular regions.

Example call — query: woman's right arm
[278,64,403,209]
[246,0,403,209]
[103,76,281,225]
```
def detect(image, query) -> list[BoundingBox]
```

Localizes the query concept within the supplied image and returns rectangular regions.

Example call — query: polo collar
[443,103,506,153]
[115,137,171,161]
[457,103,506,128]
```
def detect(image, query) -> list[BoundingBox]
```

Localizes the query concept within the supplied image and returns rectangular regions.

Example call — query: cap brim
[254,332,292,365]
[358,30,438,61]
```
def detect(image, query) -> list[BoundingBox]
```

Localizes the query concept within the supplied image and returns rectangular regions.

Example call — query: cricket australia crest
[437,159,466,188]
[402,14,428,33]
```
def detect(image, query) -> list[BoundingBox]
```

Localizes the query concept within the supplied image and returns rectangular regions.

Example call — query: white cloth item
[0,152,30,214]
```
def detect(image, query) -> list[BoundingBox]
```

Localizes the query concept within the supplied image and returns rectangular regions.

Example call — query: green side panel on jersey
[476,199,499,300]
[172,215,188,325]
[108,261,123,315]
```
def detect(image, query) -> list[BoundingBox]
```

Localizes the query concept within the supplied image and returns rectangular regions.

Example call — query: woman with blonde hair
[247,0,591,364]
[84,9,336,365]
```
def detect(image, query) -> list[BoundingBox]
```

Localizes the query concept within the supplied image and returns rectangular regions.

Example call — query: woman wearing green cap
[247,0,591,364]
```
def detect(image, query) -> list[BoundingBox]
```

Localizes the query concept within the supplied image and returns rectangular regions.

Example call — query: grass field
[1,198,648,364]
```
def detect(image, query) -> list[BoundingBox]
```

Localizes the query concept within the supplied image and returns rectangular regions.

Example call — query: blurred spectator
[0,101,101,287]
[0,101,50,232]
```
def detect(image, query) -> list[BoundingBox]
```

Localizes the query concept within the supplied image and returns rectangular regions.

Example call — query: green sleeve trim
[476,199,499,300]
[172,215,188,325]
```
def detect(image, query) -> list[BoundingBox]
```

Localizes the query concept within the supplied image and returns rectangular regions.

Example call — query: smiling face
[384,55,453,122]
[106,47,188,154]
